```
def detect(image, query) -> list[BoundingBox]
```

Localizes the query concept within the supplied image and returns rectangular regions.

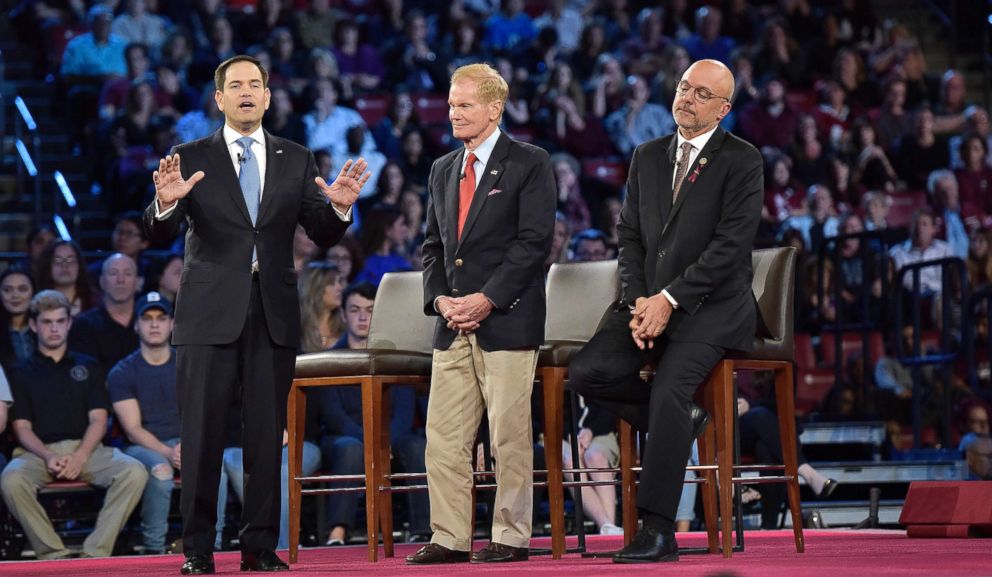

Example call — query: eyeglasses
[675,81,729,104]
[53,257,78,266]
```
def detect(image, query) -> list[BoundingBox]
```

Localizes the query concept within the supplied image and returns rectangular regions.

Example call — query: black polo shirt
[68,305,139,375]
[8,351,110,444]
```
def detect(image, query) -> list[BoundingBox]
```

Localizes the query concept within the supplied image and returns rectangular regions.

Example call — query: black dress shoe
[690,402,710,439]
[613,526,679,564]
[406,543,471,564]
[240,549,289,572]
[818,478,839,498]
[471,542,529,563]
[180,553,216,575]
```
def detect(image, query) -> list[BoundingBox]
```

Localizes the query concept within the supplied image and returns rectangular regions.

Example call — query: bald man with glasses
[567,59,763,563]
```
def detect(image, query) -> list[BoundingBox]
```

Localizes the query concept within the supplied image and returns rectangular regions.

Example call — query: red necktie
[457,152,478,240]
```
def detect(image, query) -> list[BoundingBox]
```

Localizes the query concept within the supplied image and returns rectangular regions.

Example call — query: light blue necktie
[236,136,260,264]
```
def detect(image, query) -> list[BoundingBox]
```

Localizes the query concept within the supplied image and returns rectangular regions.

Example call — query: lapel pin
[490,170,498,175]
[699,157,707,165]
[276,150,284,154]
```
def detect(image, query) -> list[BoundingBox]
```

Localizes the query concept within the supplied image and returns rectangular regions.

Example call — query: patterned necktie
[457,152,478,240]
[236,136,260,263]
[672,141,694,203]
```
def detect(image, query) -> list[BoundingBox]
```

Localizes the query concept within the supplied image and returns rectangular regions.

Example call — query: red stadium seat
[887,190,928,229]
[794,332,818,370]
[820,330,885,368]
[412,92,450,125]
[795,368,835,415]
[581,158,627,188]
[355,94,392,128]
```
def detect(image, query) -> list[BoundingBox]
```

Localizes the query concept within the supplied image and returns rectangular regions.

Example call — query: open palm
[153,153,204,207]
[315,158,372,210]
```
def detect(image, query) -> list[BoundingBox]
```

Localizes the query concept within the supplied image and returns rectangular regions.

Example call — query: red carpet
[1,530,988,576]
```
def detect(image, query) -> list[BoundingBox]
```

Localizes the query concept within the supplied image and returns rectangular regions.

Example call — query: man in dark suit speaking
[568,59,763,563]
[406,63,555,565]
[143,55,370,575]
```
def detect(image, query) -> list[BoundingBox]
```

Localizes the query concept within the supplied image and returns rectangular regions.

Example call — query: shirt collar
[466,127,502,168]
[224,124,265,148]
[676,125,718,153]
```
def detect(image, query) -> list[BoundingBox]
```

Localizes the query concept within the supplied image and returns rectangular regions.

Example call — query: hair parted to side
[451,63,508,116]
[29,289,71,320]
[215,55,269,91]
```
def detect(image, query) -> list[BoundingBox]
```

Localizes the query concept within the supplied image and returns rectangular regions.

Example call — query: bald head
[671,59,735,139]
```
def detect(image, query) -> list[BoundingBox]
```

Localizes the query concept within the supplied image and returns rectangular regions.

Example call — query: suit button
[452,288,461,295]
[658,250,666,258]
[254,229,260,236]
[454,258,464,267]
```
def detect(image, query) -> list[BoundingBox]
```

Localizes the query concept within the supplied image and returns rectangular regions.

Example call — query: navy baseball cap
[135,291,173,317]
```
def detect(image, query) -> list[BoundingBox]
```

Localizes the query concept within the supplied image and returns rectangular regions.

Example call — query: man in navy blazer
[407,63,555,565]
[568,59,764,563]
[143,55,370,574]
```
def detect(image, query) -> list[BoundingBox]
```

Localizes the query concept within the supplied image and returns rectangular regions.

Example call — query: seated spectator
[331,126,386,199]
[545,212,570,272]
[680,5,735,64]
[961,434,992,480]
[780,185,840,254]
[934,69,970,133]
[325,236,363,284]
[87,212,154,294]
[175,85,225,144]
[384,11,449,92]
[831,48,878,114]
[954,133,992,221]
[299,262,346,353]
[861,190,892,233]
[263,85,306,145]
[111,0,170,56]
[99,42,155,122]
[813,81,851,152]
[949,107,992,169]
[188,15,237,88]
[38,241,94,318]
[495,56,531,129]
[60,5,128,82]
[889,208,955,296]
[22,225,57,281]
[790,115,833,190]
[751,18,806,88]
[763,152,806,232]
[355,208,413,286]
[398,128,432,191]
[332,20,385,94]
[604,74,675,158]
[561,399,622,535]
[314,282,429,544]
[108,292,180,555]
[738,77,799,151]
[1,267,36,369]
[400,190,426,248]
[371,90,420,162]
[586,53,626,120]
[875,324,938,423]
[899,107,951,191]
[550,152,592,234]
[849,117,898,192]
[294,0,337,52]
[266,27,305,91]
[483,0,536,54]
[835,213,885,325]
[569,228,614,262]
[0,291,147,559]
[0,362,10,473]
[303,79,371,162]
[966,227,992,290]
[156,253,183,304]
[69,254,140,376]
[929,169,970,259]
[873,77,912,153]
[621,7,669,80]
[534,0,584,55]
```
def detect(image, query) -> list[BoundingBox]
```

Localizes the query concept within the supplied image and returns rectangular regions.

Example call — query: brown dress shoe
[470,542,529,563]
[405,543,470,564]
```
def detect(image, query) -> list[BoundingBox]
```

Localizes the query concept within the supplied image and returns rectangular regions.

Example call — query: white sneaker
[599,523,624,536]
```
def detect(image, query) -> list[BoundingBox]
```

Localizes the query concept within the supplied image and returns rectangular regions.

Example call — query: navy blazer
[617,127,763,352]
[422,131,556,351]
[143,129,349,347]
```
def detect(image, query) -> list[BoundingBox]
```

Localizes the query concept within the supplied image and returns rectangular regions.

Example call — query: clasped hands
[46,451,88,480]
[437,293,493,334]
[629,293,673,350]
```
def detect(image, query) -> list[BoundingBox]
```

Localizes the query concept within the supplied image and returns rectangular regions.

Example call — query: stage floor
[1,530,988,576]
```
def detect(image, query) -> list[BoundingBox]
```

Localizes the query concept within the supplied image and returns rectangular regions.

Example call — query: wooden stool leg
[774,363,805,553]
[361,377,383,562]
[380,387,394,557]
[287,382,305,564]
[618,420,637,545]
[541,368,566,559]
[697,377,719,554]
[712,361,735,558]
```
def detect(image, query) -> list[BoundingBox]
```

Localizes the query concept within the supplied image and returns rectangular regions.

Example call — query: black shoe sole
[613,552,679,564]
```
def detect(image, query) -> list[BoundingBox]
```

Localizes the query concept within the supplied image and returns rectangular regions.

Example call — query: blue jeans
[125,438,180,553]
[216,442,321,550]
[676,441,700,523]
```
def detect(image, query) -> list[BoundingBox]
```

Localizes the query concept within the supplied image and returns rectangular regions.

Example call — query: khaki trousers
[0,440,148,559]
[425,333,538,551]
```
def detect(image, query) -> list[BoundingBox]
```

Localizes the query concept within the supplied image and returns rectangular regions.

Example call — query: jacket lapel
[209,129,252,224]
[658,136,679,224]
[457,133,509,252]
[445,151,462,250]
[257,130,280,224]
[662,127,727,237]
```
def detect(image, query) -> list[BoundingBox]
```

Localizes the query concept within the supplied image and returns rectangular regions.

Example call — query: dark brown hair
[214,55,269,92]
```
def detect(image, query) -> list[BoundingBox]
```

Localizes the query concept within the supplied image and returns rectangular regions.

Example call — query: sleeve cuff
[155,198,177,220]
[333,204,353,221]
[661,289,679,309]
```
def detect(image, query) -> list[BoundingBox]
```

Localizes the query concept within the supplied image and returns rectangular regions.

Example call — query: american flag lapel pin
[490,169,498,175]
[276,149,284,154]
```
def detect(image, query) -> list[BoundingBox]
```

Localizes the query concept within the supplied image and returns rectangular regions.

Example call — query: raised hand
[153,153,204,209]
[315,158,372,211]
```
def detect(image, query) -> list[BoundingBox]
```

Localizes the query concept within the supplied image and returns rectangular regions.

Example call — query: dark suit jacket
[143,129,349,347]
[617,127,763,352]
[422,131,556,351]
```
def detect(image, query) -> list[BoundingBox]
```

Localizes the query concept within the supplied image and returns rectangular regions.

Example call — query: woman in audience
[849,117,898,192]
[299,262,346,353]
[0,266,35,368]
[954,133,992,220]
[355,207,413,286]
[966,227,992,290]
[371,90,420,161]
[37,240,92,317]
[332,20,385,94]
